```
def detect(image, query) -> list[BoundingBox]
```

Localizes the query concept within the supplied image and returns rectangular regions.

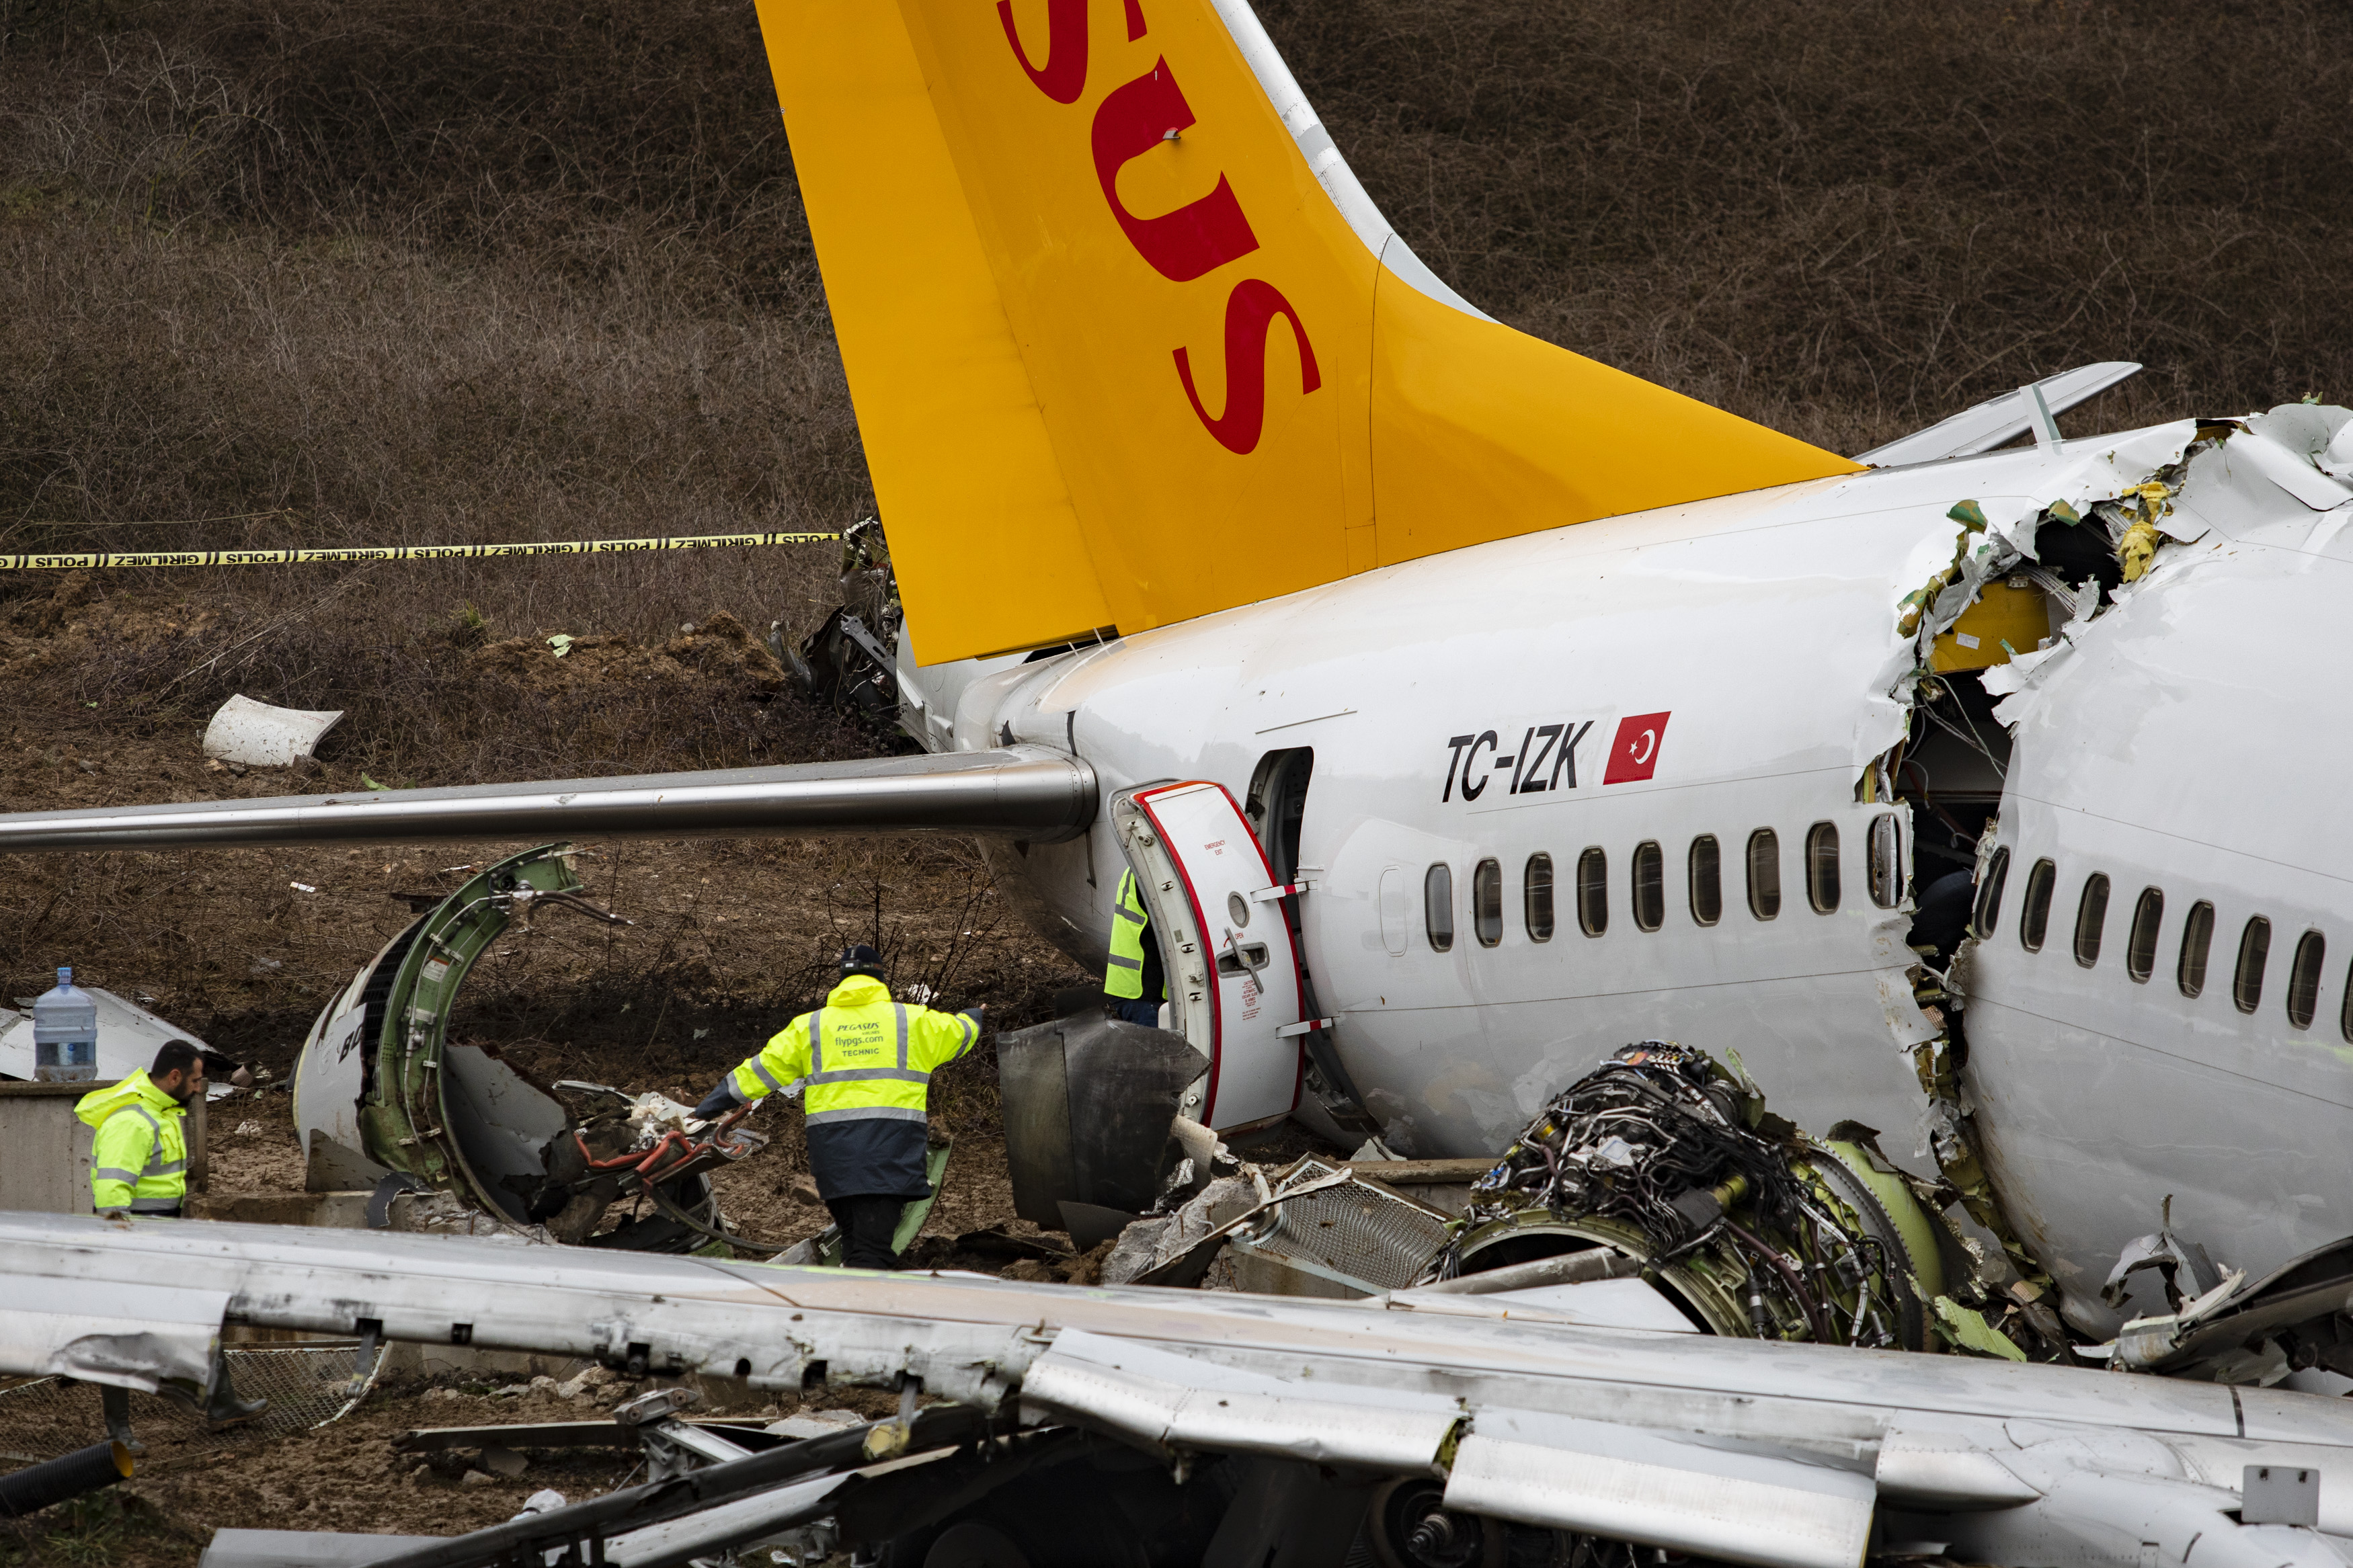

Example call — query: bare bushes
[5,0,2353,688]
[1,0,855,655]
[1263,0,2353,448]
[0,217,861,617]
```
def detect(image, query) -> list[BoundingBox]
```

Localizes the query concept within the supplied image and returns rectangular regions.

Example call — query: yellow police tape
[0,530,841,571]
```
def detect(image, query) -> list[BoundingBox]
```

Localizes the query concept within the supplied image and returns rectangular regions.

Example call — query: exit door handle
[1216,936,1271,976]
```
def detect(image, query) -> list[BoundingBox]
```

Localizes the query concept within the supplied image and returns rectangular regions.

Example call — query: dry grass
[1,0,856,647]
[1271,0,2353,450]
[5,0,2350,628]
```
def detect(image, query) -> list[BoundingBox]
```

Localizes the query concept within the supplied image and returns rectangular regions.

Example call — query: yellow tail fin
[758,0,1859,663]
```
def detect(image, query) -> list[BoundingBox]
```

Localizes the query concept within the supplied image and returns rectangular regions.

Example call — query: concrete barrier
[0,1080,206,1213]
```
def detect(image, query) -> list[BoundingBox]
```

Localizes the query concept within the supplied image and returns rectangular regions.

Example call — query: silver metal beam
[0,745,1096,852]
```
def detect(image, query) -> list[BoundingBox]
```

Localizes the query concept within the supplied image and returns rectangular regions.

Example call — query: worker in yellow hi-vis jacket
[76,1040,268,1430]
[1103,868,1166,1027]
[692,946,983,1269]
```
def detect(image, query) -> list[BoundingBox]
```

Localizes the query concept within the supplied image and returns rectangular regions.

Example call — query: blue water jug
[33,966,97,1082]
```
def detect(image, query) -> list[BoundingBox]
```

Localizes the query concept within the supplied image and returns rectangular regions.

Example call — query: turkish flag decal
[1602,712,1671,784]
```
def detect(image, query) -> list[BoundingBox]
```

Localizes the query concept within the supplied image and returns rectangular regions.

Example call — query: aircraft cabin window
[1868,814,1903,909]
[1746,829,1781,921]
[1689,836,1722,926]
[1525,854,1556,942]
[2233,916,2271,1014]
[1578,848,1609,936]
[2342,956,2353,1044]
[2124,889,2163,983]
[1804,823,1841,915]
[1472,859,1504,948]
[2178,901,2215,997]
[1632,841,1665,932]
[1424,864,1454,953]
[1972,847,2011,938]
[2073,873,2111,968]
[2020,859,2056,952]
[2286,930,2325,1030]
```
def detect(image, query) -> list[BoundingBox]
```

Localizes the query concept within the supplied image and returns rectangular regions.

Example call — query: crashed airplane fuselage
[0,407,2341,1339]
[903,408,2353,1335]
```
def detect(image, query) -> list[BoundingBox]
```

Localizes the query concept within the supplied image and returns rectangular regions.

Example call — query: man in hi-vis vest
[1103,868,1167,1027]
[77,1040,269,1430]
[694,946,982,1269]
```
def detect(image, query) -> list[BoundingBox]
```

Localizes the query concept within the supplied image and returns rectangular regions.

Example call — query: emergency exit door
[1116,782,1306,1130]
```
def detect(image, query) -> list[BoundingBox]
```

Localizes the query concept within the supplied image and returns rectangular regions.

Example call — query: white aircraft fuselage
[906,412,2353,1326]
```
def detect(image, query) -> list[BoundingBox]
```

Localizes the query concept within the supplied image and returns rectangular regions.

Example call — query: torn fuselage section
[1868,432,2216,1337]
[290,843,763,1249]
[1870,407,2353,1343]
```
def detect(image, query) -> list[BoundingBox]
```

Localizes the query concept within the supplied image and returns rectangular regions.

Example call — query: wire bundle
[1442,1042,1901,1347]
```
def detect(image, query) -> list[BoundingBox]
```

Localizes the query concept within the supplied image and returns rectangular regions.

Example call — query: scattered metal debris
[1422,1041,2007,1354]
[996,1009,1203,1227]
[201,693,345,768]
[291,843,766,1253]
[779,518,904,735]
[0,985,241,1094]
[1097,1042,2044,1360]
[2099,1229,2353,1384]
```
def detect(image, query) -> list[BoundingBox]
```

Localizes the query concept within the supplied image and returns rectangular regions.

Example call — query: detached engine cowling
[290,843,763,1251]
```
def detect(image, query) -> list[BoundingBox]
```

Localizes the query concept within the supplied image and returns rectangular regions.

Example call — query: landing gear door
[1113,782,1306,1130]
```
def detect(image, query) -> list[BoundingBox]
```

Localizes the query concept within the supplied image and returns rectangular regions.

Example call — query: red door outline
[1131,780,1305,1127]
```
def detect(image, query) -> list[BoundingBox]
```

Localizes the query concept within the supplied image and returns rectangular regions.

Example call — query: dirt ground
[0,577,1130,1563]
[0,1366,917,1568]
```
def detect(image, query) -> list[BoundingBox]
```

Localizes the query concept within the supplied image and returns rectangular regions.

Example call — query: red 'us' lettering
[1092,60,1258,283]
[998,0,1147,103]
[1001,4,1310,458]
[996,0,1088,104]
[1174,279,1320,455]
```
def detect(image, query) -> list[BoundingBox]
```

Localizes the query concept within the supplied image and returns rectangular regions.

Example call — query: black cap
[840,944,887,980]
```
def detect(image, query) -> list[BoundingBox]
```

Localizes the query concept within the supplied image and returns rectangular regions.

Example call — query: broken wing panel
[2,1276,226,1397]
[15,1210,2353,1568]
[1445,1407,1876,1568]
[1021,1328,1460,1472]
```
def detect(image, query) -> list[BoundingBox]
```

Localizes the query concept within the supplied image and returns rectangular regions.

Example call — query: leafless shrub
[1267,0,2353,448]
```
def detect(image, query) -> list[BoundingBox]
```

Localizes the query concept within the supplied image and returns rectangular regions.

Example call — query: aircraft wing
[0,745,1094,852]
[9,1214,2353,1568]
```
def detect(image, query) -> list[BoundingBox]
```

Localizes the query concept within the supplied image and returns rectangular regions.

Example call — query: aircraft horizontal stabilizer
[0,745,1094,852]
[1855,361,2143,466]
